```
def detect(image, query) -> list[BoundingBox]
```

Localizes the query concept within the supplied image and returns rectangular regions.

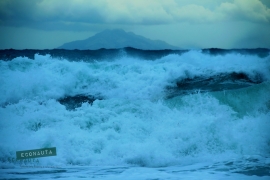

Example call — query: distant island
[58,29,179,50]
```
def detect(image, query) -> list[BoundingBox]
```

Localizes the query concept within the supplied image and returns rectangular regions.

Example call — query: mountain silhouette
[58,29,179,50]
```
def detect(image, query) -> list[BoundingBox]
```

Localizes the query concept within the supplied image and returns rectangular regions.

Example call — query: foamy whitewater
[0,50,270,179]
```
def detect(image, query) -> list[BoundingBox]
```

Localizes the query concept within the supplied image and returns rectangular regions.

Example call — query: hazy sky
[0,0,270,49]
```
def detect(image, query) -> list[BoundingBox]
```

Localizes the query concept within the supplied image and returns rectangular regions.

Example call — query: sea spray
[0,50,269,170]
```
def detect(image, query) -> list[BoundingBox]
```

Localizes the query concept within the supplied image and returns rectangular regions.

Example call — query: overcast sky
[0,0,270,49]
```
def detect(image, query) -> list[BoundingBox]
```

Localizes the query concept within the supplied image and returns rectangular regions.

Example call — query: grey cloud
[260,0,270,8]
[0,0,270,31]
[217,0,270,23]
[233,23,270,48]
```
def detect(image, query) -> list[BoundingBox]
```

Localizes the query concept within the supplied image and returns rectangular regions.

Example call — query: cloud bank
[0,0,269,49]
[0,0,269,31]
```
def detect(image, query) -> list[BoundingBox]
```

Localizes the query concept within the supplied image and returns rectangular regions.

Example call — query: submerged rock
[167,72,264,98]
[58,94,102,110]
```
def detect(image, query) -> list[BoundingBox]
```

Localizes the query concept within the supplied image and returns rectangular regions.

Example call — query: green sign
[16,147,57,159]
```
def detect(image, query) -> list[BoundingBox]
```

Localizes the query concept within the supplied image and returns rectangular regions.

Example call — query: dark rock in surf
[58,94,101,110]
[167,72,264,98]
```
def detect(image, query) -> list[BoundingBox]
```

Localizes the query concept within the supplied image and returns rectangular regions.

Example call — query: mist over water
[0,49,270,178]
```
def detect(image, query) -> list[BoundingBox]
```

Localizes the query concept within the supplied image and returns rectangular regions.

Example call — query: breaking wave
[0,49,269,172]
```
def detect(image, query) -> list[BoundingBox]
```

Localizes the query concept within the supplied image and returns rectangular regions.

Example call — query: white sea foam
[0,52,269,173]
[0,51,269,104]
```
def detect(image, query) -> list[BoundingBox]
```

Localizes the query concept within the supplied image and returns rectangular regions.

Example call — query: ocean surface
[0,48,270,179]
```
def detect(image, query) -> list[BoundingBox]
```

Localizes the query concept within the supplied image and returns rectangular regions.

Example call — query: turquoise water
[0,51,270,179]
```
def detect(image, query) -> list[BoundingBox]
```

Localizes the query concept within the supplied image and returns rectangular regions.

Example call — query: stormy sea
[0,48,270,179]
